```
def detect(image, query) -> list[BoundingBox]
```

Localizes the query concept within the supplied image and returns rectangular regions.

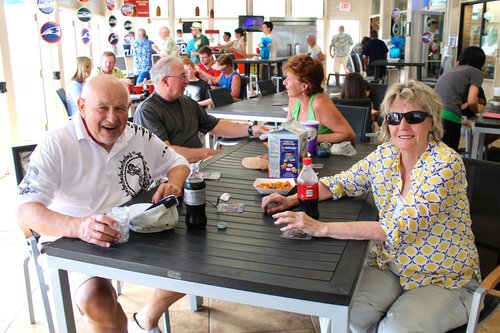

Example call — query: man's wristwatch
[248,125,253,137]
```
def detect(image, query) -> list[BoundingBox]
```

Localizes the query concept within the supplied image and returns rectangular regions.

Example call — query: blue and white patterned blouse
[132,38,154,75]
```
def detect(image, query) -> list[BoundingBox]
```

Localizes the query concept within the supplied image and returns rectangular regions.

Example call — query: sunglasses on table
[385,111,430,125]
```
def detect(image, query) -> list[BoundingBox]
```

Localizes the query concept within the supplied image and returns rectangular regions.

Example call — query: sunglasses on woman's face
[385,111,430,125]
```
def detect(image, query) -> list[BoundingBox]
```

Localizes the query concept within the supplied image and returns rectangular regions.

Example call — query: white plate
[253,178,296,195]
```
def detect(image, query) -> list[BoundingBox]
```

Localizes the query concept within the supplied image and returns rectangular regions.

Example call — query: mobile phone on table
[145,195,179,211]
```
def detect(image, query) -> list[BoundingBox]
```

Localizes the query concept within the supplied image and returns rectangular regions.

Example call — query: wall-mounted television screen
[238,15,264,32]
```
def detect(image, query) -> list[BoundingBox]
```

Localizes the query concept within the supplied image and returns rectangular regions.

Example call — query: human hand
[272,210,323,236]
[153,182,183,203]
[261,193,297,214]
[78,214,121,247]
[251,125,270,137]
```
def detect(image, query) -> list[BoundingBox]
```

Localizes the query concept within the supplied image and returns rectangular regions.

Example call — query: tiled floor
[1,172,498,333]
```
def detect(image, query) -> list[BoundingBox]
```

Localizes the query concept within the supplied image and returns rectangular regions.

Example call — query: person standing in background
[132,28,154,76]
[260,21,278,80]
[329,26,353,85]
[153,26,178,58]
[189,22,209,64]
[306,34,324,62]
[66,56,92,117]
[222,32,231,44]
[434,46,485,151]
[362,30,389,78]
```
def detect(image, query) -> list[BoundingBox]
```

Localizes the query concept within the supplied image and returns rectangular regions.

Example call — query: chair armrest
[481,265,500,297]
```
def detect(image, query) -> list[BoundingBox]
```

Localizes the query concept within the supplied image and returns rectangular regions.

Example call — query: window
[292,0,323,17]
[214,0,246,17]
[175,0,207,18]
[253,0,285,17]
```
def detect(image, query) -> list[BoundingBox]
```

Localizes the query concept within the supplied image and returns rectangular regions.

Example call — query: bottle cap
[303,157,312,165]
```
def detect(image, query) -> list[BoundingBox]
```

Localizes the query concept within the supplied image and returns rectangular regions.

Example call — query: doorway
[418,11,445,80]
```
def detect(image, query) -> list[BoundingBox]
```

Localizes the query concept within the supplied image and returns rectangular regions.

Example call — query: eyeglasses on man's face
[385,111,430,126]
[163,73,188,81]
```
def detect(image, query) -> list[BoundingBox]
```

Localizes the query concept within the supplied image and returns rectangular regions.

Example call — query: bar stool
[271,76,283,93]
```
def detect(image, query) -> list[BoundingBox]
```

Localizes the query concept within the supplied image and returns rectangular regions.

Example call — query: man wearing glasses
[133,56,269,162]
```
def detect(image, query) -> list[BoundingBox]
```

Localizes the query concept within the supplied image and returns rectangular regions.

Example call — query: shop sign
[37,0,55,14]
[40,21,62,44]
[81,28,91,44]
[77,7,92,23]
[108,33,119,46]
[421,31,434,44]
[109,15,117,28]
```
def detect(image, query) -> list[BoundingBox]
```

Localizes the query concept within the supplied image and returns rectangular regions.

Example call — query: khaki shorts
[333,56,349,73]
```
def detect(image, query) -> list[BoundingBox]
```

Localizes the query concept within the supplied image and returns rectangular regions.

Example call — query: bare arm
[263,182,385,240]
[313,93,355,143]
[210,121,269,139]
[316,52,325,62]
[230,74,241,99]
[18,202,120,247]
[164,139,222,163]
[151,164,190,203]
[466,85,481,113]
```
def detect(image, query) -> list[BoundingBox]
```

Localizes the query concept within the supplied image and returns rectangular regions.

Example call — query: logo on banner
[106,0,116,11]
[108,33,119,46]
[124,20,133,31]
[121,4,135,17]
[421,31,434,44]
[77,7,92,23]
[37,0,55,14]
[81,28,91,44]
[109,15,117,28]
[77,0,90,2]
[40,21,62,44]
[124,33,135,45]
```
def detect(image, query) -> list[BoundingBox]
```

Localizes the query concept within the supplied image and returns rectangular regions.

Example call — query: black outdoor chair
[447,158,500,333]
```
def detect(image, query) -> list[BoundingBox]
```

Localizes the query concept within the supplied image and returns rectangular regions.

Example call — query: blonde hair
[378,80,444,142]
[71,56,91,83]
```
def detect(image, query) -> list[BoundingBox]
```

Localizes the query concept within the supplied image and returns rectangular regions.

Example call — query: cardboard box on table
[268,120,308,178]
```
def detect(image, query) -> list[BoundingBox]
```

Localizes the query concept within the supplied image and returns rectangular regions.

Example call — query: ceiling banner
[125,0,150,18]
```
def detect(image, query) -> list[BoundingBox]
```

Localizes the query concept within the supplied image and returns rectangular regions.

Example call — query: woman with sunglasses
[262,80,480,333]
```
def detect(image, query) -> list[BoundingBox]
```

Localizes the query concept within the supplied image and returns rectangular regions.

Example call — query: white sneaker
[128,313,162,333]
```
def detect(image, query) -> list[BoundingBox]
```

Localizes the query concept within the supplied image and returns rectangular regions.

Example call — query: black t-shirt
[133,93,219,148]
[362,39,389,64]
[184,79,210,102]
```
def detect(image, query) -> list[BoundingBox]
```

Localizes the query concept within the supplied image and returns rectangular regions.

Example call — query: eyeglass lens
[386,111,429,125]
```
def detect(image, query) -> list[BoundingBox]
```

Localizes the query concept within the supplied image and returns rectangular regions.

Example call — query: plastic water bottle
[183,163,207,230]
[297,157,319,220]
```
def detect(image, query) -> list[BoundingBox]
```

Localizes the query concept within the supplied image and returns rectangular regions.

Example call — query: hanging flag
[125,0,149,17]
[40,21,62,44]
